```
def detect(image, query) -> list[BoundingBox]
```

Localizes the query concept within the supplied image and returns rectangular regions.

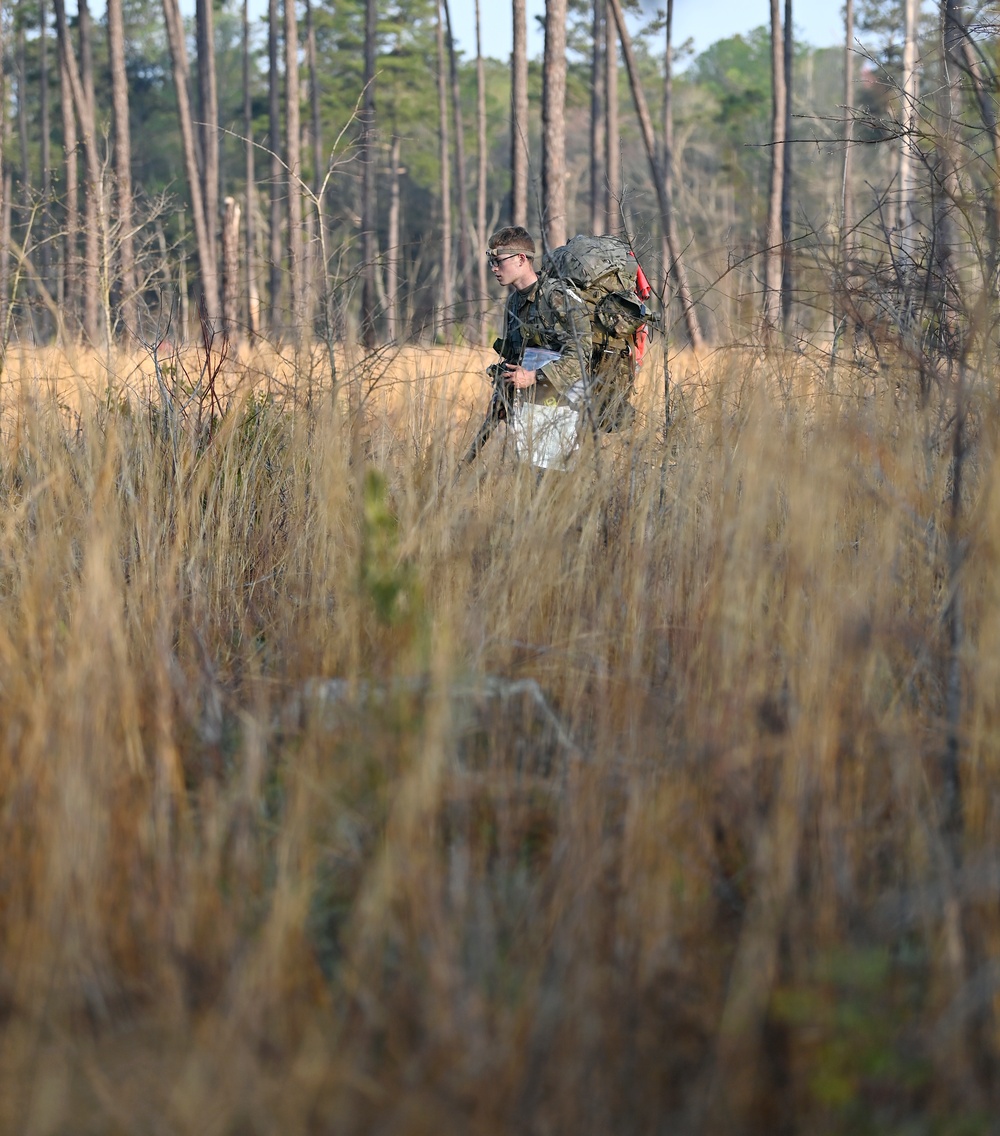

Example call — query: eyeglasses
[487,252,520,268]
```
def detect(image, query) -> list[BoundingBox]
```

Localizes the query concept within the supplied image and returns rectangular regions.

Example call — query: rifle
[460,359,514,467]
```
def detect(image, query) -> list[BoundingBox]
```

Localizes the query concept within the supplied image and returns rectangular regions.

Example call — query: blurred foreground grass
[0,340,998,1134]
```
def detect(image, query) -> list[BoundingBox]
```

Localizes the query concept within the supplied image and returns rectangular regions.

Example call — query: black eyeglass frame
[486,252,522,267]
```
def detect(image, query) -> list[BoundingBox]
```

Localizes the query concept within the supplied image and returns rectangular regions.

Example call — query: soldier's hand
[504,363,537,389]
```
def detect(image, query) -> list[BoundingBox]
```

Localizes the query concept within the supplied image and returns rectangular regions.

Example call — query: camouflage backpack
[539,234,652,431]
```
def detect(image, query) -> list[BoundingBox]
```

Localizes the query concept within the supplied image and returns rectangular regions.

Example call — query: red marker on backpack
[634,262,651,367]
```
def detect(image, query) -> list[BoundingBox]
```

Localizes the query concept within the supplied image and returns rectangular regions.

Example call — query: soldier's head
[487,227,537,289]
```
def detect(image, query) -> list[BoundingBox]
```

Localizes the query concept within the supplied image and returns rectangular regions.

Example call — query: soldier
[486,226,593,471]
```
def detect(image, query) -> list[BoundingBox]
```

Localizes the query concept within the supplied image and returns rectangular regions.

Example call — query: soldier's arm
[536,284,593,395]
[493,293,519,363]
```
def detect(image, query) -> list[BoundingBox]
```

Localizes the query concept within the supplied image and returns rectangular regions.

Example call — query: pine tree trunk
[780,0,793,331]
[78,0,100,343]
[837,0,855,349]
[285,0,304,342]
[0,1,9,333]
[604,1,619,230]
[305,0,323,200]
[590,0,605,236]
[162,0,221,323]
[268,0,283,328]
[54,0,101,342]
[944,1,1000,283]
[243,0,260,337]
[58,24,78,332]
[608,0,703,350]
[542,0,568,250]
[511,0,528,228]
[934,0,963,357]
[661,0,673,293]
[476,0,488,343]
[39,0,53,337]
[196,0,220,311]
[360,0,377,347]
[443,0,471,313]
[762,0,786,340]
[223,196,240,332]
[939,0,967,876]
[178,209,190,340]
[436,0,453,335]
[842,0,854,241]
[16,4,30,198]
[0,169,9,338]
[898,0,919,251]
[305,0,323,325]
[108,0,137,337]
[387,135,401,343]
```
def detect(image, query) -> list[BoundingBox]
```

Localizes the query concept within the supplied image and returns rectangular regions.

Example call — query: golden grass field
[0,339,997,1133]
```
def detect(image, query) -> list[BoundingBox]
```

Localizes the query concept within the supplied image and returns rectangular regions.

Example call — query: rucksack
[539,234,652,431]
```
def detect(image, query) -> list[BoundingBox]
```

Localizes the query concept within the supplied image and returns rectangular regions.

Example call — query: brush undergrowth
[0,343,998,1134]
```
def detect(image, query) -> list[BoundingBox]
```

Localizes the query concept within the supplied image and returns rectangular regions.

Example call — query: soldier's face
[489,252,530,288]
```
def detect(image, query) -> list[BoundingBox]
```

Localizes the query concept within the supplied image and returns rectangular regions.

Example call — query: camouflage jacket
[494,275,593,398]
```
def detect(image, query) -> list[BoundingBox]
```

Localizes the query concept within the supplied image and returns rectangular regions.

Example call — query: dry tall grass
[0,341,997,1134]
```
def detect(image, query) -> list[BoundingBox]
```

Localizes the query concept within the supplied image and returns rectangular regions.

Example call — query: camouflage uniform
[587,343,636,431]
[489,276,593,470]
[496,276,636,433]
[494,276,593,401]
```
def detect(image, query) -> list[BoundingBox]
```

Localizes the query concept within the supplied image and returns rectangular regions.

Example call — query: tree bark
[53,0,101,342]
[660,0,673,293]
[305,0,323,200]
[178,209,190,340]
[762,0,786,340]
[223,196,240,332]
[837,0,855,350]
[542,0,568,249]
[780,0,793,331]
[108,0,137,336]
[934,0,963,355]
[16,3,30,196]
[79,0,100,341]
[268,0,283,327]
[898,0,919,252]
[39,0,53,335]
[842,0,854,241]
[196,0,220,292]
[387,134,401,343]
[58,20,78,331]
[511,0,528,228]
[305,0,323,324]
[162,0,221,322]
[476,0,488,343]
[604,1,619,230]
[0,1,9,332]
[436,0,453,334]
[443,0,472,312]
[360,0,377,346]
[0,167,9,339]
[608,0,703,350]
[591,0,605,235]
[939,0,967,897]
[944,2,1000,283]
[285,0,304,341]
[243,0,260,336]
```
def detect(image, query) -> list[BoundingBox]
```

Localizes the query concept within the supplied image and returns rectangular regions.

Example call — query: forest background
[0,0,959,356]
